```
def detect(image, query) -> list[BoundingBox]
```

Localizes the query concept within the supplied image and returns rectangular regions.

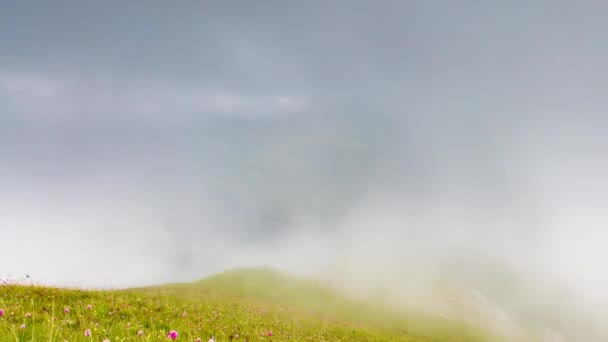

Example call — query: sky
[2,1,608,339]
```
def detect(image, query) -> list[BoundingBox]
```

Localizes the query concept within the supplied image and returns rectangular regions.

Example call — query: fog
[2,1,608,340]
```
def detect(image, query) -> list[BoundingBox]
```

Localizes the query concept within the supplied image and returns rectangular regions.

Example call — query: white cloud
[276,96,308,112]
[0,73,62,98]
[0,71,310,121]
[162,88,308,115]
[127,86,309,118]
[0,72,69,119]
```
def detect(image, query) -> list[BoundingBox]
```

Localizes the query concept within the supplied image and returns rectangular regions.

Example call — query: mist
[2,1,608,340]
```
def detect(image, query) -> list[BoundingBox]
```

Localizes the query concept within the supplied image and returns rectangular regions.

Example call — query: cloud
[152,88,309,116]
[276,96,308,112]
[2,1,608,339]
[0,72,309,120]
[0,73,61,98]
[0,72,69,120]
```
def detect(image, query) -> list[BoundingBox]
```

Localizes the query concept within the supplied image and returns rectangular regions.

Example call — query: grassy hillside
[0,267,493,341]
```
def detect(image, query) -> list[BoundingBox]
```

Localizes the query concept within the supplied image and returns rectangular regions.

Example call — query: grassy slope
[0,267,493,341]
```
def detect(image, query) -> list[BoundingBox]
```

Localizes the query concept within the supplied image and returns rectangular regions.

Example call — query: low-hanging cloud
[2,1,608,340]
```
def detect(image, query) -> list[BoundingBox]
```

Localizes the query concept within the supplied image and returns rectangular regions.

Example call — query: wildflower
[64,307,70,314]
[0,309,4,316]
[84,329,91,337]
[268,331,273,337]
[196,338,201,342]
[25,312,32,318]
[103,340,110,342]
[86,304,92,310]
[208,338,214,342]
[95,323,100,328]
[20,324,26,329]
[182,311,188,318]
[138,330,144,336]
[168,330,178,339]
[126,322,132,328]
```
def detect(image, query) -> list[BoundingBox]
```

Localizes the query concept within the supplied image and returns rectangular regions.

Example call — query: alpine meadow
[2,1,608,341]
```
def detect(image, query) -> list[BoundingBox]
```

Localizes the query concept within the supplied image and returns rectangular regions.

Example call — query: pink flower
[196,338,201,342]
[268,331,273,336]
[168,330,178,339]
[63,307,70,314]
[20,324,26,329]
[0,309,4,316]
[25,312,32,318]
[84,329,91,337]
[86,305,92,310]
[138,330,144,336]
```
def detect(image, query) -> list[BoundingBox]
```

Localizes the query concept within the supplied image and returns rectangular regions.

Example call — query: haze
[2,1,608,340]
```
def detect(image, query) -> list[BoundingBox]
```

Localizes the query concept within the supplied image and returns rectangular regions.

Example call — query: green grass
[0,267,493,341]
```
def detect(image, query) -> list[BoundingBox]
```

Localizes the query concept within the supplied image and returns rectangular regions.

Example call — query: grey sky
[2,2,608,339]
